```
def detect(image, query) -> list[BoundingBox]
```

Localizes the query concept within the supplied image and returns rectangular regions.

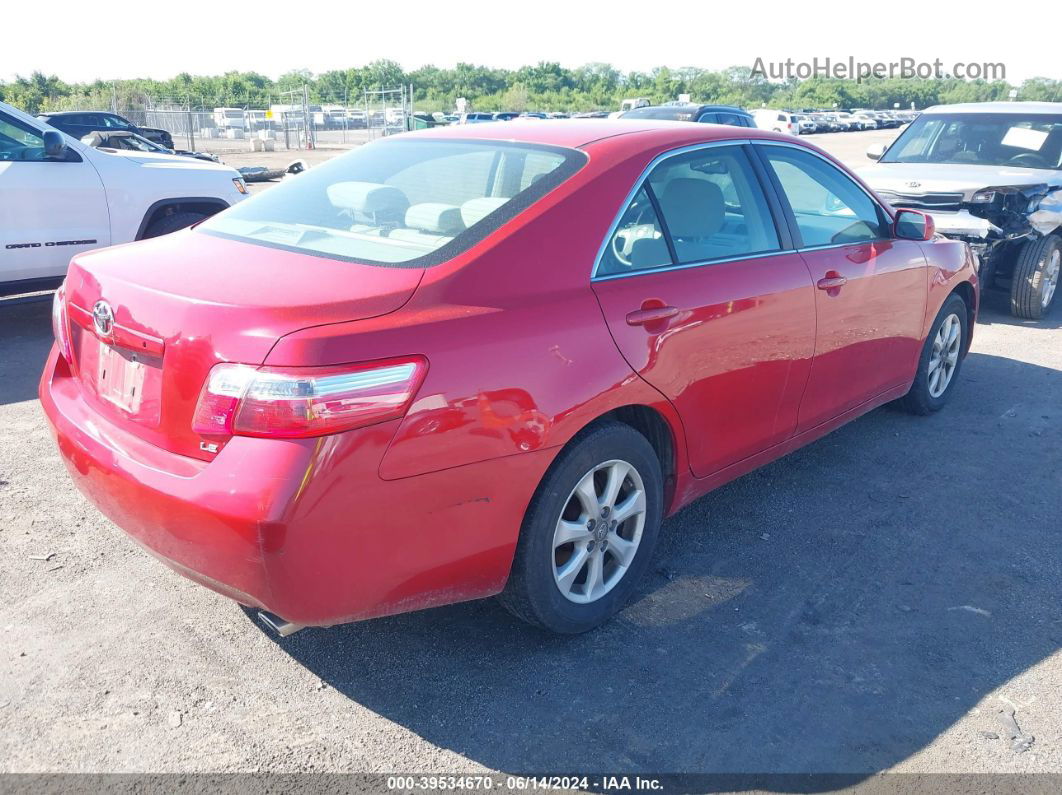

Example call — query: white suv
[752,110,800,136]
[861,102,1062,319]
[1,101,248,294]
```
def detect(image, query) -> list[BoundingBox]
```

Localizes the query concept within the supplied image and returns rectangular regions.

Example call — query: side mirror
[865,143,886,161]
[43,130,68,160]
[894,208,935,241]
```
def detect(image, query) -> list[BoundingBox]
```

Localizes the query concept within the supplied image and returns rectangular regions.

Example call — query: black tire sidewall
[507,423,663,634]
[1011,235,1060,319]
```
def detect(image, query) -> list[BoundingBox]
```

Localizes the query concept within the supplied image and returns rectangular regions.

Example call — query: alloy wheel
[1042,249,1060,309]
[928,313,962,398]
[551,459,646,604]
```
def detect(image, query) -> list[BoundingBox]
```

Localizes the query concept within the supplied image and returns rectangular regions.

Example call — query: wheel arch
[135,197,229,240]
[949,280,977,355]
[567,403,682,514]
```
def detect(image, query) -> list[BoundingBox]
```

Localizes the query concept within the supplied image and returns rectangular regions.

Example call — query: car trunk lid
[63,230,423,461]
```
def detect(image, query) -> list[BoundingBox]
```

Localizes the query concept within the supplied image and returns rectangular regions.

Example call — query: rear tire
[143,211,208,239]
[499,422,663,634]
[898,294,969,415]
[1010,234,1061,320]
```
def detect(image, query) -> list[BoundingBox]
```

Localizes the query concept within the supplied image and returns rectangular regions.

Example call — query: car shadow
[977,287,1062,330]
[254,351,1061,780]
[0,298,53,406]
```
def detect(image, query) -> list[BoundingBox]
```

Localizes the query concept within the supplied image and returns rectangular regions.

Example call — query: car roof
[404,118,791,152]
[660,103,749,113]
[922,102,1062,115]
[37,111,115,118]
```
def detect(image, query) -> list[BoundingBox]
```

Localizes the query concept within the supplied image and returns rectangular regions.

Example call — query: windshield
[882,112,1062,169]
[200,137,586,267]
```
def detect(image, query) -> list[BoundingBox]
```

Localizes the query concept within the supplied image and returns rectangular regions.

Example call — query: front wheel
[1010,234,1060,319]
[499,422,663,633]
[898,294,969,415]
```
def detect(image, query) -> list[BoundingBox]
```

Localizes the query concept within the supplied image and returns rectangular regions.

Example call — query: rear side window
[199,139,586,267]
[648,145,780,265]
[761,146,888,247]
[597,145,780,277]
[597,187,672,276]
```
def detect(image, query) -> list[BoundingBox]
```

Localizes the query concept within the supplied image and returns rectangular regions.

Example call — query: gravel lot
[1,129,1060,778]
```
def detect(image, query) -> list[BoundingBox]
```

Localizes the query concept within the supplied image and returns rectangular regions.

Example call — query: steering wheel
[18,147,47,161]
[610,206,656,267]
[1007,152,1050,168]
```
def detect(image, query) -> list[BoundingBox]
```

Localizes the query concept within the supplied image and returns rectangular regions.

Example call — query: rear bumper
[39,346,551,626]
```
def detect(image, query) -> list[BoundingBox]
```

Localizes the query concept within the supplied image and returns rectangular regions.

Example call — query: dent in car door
[0,113,109,284]
[755,143,928,430]
[591,144,816,478]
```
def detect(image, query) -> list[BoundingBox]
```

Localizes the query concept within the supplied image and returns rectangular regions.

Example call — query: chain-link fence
[63,87,417,155]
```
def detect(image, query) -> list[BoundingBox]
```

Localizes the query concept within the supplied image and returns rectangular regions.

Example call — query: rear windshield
[882,113,1062,169]
[200,138,586,267]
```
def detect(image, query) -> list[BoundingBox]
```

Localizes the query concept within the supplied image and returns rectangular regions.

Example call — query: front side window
[761,146,888,247]
[648,145,780,265]
[0,113,46,161]
[199,138,585,267]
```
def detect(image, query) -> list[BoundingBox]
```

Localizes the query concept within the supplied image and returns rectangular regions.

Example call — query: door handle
[626,306,679,326]
[816,273,847,290]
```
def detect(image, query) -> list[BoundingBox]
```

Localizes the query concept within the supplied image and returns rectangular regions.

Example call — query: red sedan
[41,120,978,634]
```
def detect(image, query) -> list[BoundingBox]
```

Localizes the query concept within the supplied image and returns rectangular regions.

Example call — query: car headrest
[659,178,725,238]
[405,203,465,235]
[327,182,409,219]
[460,197,509,227]
[630,237,670,270]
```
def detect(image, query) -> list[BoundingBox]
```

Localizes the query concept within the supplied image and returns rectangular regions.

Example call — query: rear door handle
[816,274,847,290]
[626,306,679,326]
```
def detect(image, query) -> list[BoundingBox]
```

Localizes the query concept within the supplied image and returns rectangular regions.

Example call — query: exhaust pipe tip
[257,610,306,637]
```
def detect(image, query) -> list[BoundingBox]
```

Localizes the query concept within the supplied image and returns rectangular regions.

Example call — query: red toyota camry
[41,120,978,634]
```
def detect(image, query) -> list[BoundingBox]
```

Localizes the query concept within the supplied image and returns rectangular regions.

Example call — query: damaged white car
[861,102,1062,319]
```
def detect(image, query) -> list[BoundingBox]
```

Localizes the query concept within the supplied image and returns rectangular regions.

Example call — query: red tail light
[51,283,72,363]
[192,356,428,439]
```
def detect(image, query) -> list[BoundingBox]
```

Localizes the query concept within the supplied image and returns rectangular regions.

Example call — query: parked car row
[606,104,915,136]
[786,109,918,134]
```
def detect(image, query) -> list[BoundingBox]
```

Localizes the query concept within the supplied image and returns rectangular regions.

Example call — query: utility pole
[303,84,315,149]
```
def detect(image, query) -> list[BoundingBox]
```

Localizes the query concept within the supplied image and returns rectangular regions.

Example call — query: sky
[7,0,1055,85]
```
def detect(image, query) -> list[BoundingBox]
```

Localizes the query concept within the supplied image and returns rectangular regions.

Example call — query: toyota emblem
[92,300,114,337]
